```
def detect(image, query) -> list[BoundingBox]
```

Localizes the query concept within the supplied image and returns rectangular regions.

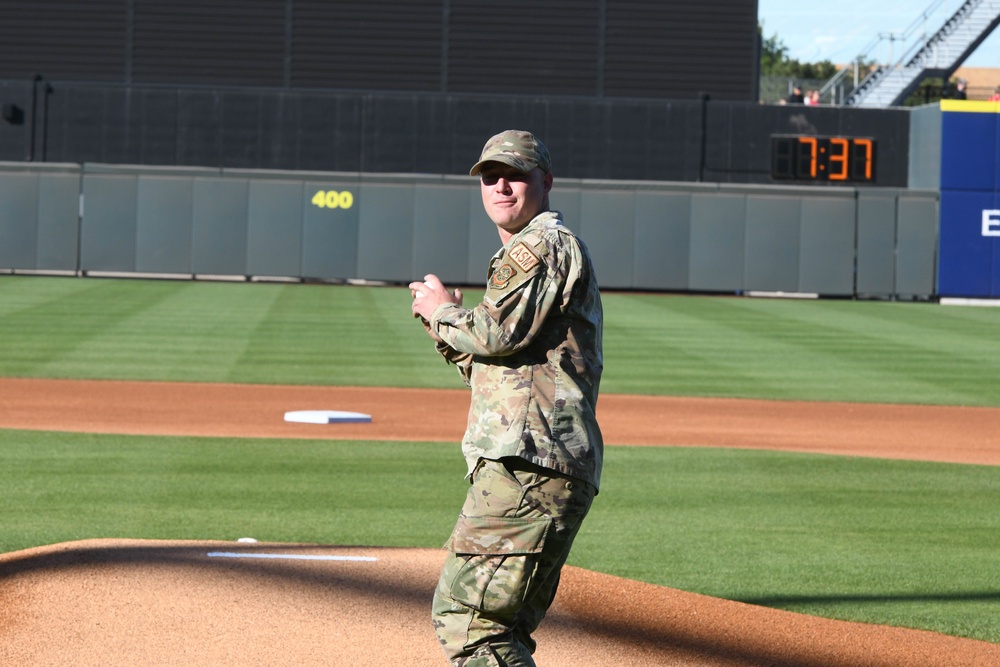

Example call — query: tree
[758,24,839,80]
[759,27,789,76]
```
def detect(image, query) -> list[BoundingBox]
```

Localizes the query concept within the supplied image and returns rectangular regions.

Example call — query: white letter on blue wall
[984,209,1000,237]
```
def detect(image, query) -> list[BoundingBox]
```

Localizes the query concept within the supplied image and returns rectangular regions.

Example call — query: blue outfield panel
[938,190,996,297]
[938,101,1000,298]
[940,106,996,192]
[990,203,1000,296]
[997,111,1000,194]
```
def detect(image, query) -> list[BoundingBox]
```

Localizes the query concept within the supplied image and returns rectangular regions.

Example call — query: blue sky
[758,0,999,68]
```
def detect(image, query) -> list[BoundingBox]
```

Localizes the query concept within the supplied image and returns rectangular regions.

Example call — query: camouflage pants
[432,457,596,667]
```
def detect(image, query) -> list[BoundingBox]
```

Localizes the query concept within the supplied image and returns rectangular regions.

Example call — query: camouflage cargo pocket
[443,515,551,614]
[444,515,551,556]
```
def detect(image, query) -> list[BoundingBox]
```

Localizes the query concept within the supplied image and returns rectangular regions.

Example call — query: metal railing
[825,0,993,106]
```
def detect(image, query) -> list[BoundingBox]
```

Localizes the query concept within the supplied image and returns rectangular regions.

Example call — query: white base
[284,410,373,424]
[940,297,1000,307]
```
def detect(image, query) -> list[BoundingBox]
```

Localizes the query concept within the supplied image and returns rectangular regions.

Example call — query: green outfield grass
[1,275,999,405]
[2,275,999,643]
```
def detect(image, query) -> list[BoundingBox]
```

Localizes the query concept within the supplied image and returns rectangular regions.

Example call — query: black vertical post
[698,92,710,182]
[28,74,41,161]
[40,80,52,162]
[27,74,53,162]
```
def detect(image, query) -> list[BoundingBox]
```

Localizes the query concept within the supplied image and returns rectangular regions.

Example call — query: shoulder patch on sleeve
[489,263,517,290]
[508,242,540,273]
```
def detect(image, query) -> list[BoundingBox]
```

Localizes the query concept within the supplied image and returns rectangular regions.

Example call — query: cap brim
[469,155,536,176]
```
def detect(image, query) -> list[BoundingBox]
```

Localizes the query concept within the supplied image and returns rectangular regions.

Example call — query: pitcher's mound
[1,539,996,666]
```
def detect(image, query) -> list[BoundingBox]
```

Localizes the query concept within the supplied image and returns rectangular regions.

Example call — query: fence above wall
[0,162,939,300]
[0,81,914,187]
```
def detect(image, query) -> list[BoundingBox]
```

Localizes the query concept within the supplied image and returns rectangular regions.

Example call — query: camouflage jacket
[428,211,604,490]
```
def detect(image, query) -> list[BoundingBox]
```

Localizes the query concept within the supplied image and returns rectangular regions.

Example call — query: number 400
[311,190,354,209]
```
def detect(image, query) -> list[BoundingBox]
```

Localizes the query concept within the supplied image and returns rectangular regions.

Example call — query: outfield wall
[938,101,1000,299]
[0,162,937,299]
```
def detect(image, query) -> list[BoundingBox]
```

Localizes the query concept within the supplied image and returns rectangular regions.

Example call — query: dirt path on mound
[1,378,999,666]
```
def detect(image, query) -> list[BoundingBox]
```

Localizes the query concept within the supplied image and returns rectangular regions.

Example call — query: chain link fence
[759,76,860,106]
[761,74,996,107]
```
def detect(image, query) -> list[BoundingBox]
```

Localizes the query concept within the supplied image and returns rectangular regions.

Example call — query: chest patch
[508,242,540,273]
[490,263,516,289]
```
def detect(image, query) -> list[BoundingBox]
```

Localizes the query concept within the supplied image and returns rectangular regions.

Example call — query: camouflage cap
[469,130,551,176]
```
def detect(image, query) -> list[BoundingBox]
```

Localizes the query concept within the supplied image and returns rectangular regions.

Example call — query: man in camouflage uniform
[409,130,604,667]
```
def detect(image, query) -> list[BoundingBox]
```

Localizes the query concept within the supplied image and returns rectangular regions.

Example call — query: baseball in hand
[413,282,428,298]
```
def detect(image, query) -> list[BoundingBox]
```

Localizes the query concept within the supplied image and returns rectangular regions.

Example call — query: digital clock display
[771,135,877,183]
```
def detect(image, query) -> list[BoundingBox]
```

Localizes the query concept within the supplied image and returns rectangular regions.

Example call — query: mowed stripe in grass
[2,275,999,405]
[601,293,1000,405]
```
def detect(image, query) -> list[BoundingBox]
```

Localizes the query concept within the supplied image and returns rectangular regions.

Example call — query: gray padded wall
[80,168,138,272]
[356,180,414,283]
[689,193,746,292]
[634,189,693,291]
[744,194,800,292]
[246,179,303,278]
[578,187,637,290]
[0,172,40,270]
[0,164,79,272]
[856,191,898,297]
[302,176,361,280]
[192,178,249,276]
[799,194,856,296]
[136,176,194,274]
[0,163,941,300]
[895,192,938,299]
[37,171,82,270]
[412,180,473,285]
[708,185,857,296]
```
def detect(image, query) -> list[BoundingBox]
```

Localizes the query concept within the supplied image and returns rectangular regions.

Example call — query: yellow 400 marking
[311,190,354,209]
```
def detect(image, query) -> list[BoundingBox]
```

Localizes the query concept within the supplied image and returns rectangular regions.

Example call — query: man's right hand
[410,274,463,323]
